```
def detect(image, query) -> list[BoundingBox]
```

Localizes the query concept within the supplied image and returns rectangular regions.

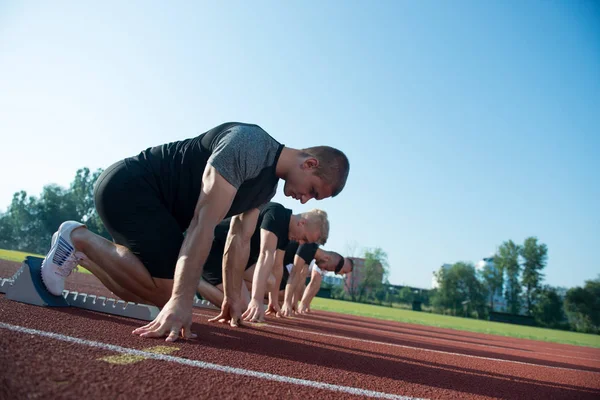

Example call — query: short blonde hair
[301,209,329,245]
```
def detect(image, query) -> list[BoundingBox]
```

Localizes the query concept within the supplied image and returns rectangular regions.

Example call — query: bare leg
[70,227,172,307]
[197,279,225,307]
[243,264,255,284]
[77,253,148,304]
[240,282,250,308]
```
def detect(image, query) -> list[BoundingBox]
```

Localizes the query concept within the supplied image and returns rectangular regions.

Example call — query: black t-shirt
[125,122,284,230]
[202,202,292,285]
[283,242,319,266]
[280,241,319,290]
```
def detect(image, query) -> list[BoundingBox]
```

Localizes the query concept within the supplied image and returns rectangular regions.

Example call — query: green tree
[35,184,81,251]
[70,168,110,239]
[564,277,600,333]
[480,259,503,311]
[398,286,414,303]
[2,191,42,252]
[533,285,565,328]
[331,284,346,300]
[432,262,487,317]
[374,285,388,305]
[0,167,109,254]
[496,240,522,314]
[343,241,361,302]
[521,237,548,315]
[358,247,389,303]
[399,286,415,304]
[0,213,14,250]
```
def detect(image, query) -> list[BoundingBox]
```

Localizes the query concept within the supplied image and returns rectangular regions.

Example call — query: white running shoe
[41,221,85,296]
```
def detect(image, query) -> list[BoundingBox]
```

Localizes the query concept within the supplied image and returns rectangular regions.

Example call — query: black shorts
[94,160,184,279]
[202,242,225,286]
[201,242,256,287]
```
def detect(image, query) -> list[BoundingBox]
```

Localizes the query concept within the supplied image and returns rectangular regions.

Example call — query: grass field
[0,249,91,274]
[0,249,45,263]
[311,297,600,348]
[1,248,598,348]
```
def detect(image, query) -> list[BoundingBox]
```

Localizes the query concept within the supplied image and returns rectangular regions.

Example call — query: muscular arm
[133,165,240,341]
[250,229,278,303]
[268,250,285,308]
[241,229,278,322]
[171,166,237,303]
[222,209,260,303]
[299,269,323,310]
[283,255,307,310]
[293,264,309,305]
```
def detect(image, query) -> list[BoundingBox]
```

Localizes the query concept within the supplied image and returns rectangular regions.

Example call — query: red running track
[1,262,599,399]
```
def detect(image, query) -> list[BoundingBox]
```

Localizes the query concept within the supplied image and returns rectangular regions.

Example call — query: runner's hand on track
[208,297,243,327]
[132,298,196,342]
[279,301,294,318]
[297,302,310,315]
[242,299,265,322]
[265,302,281,317]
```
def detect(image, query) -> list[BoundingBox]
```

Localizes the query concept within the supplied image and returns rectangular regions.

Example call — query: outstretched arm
[209,208,259,327]
[281,255,307,317]
[267,250,285,316]
[133,165,237,341]
[242,229,278,322]
[298,268,323,314]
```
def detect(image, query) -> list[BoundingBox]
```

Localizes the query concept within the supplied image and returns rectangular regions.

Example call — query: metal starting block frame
[0,256,219,320]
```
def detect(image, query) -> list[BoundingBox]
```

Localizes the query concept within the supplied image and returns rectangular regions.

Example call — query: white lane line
[309,313,600,358]
[273,314,598,361]
[0,322,423,400]
[193,312,599,374]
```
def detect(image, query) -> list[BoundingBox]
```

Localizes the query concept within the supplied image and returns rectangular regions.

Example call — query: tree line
[430,238,599,334]
[324,240,598,334]
[0,168,110,254]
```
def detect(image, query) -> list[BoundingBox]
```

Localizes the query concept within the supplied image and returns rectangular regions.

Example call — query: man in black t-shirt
[272,242,354,317]
[197,203,330,323]
[296,255,354,314]
[39,122,350,342]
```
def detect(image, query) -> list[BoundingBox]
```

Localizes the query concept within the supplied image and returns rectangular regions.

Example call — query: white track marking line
[286,314,599,361]
[194,312,599,374]
[0,322,423,400]
[311,313,600,357]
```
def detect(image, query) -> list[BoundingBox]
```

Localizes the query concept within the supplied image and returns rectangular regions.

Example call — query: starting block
[0,278,13,294]
[1,256,219,320]
[193,297,219,310]
[6,256,69,307]
[2,256,158,320]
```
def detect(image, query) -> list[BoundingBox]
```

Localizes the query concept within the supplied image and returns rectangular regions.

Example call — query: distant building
[343,257,383,296]
[322,274,344,286]
[475,257,508,312]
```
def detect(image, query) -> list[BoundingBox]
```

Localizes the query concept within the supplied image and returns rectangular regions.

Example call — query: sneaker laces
[55,252,83,278]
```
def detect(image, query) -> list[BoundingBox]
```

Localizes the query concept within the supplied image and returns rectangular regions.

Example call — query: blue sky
[0,1,598,289]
